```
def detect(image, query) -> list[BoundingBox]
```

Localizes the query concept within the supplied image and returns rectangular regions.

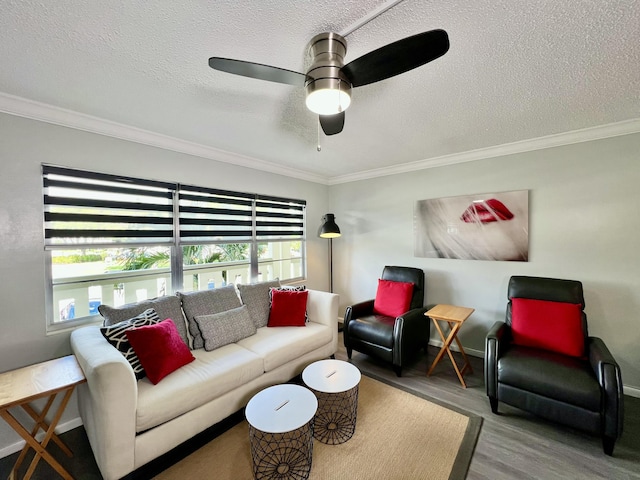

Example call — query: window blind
[43,165,176,247]
[178,185,254,243]
[256,194,306,240]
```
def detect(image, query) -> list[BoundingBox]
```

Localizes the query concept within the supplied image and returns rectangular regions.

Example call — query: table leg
[452,331,473,375]
[426,318,451,376]
[22,402,73,457]
[11,394,56,475]
[426,319,469,388]
[0,387,76,480]
[443,322,467,388]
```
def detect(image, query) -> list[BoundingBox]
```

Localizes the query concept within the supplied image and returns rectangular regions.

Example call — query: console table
[0,355,86,480]
[425,304,475,388]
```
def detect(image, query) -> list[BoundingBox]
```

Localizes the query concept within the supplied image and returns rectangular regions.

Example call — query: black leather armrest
[485,321,510,398]
[344,299,375,323]
[392,307,430,365]
[343,299,375,351]
[589,336,624,439]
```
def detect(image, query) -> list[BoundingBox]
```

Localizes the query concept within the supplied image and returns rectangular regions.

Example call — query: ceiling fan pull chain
[317,119,322,152]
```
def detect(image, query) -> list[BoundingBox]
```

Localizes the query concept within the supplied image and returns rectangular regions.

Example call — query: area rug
[153,374,482,480]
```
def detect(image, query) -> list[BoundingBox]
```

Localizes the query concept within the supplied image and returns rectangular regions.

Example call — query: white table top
[245,384,318,433]
[302,359,361,394]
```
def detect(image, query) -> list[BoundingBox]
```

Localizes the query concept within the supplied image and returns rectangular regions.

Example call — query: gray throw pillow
[177,285,242,350]
[194,305,256,352]
[98,295,190,347]
[237,279,281,328]
[100,308,160,380]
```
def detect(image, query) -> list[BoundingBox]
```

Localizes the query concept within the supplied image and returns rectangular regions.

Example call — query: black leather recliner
[343,266,428,377]
[485,276,624,455]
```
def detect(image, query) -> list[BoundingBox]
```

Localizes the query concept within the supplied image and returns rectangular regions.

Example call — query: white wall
[329,132,640,393]
[0,113,331,455]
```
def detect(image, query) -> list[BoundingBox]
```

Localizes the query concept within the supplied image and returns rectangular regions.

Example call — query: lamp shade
[318,214,341,238]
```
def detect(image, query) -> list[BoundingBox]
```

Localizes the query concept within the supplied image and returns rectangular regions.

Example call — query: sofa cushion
[267,289,308,327]
[195,305,256,351]
[237,279,281,328]
[237,322,331,372]
[136,344,264,432]
[511,298,585,358]
[98,295,189,347]
[100,308,161,380]
[177,285,242,350]
[373,279,414,318]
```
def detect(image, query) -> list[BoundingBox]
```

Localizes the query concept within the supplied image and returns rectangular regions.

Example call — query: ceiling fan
[208,29,449,135]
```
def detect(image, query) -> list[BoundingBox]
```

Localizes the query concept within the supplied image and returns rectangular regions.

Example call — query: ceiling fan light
[306,88,351,115]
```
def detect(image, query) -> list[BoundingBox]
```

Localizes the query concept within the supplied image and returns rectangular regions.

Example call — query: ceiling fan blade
[319,112,345,136]
[208,57,306,86]
[342,29,449,88]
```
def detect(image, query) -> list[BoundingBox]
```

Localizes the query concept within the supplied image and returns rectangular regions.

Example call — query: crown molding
[327,118,640,185]
[0,92,330,185]
[2,92,638,187]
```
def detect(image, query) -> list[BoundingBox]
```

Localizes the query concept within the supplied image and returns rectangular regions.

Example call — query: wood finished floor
[2,333,639,479]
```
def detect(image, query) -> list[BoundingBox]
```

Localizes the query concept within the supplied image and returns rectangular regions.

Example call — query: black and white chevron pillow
[100,308,161,380]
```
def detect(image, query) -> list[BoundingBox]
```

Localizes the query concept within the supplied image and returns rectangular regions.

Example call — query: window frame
[43,165,306,332]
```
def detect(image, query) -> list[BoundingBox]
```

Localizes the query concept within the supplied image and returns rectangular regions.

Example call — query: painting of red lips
[460,199,514,223]
[415,190,529,261]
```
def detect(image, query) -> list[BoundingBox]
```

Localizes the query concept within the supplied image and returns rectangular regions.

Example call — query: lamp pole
[329,237,334,293]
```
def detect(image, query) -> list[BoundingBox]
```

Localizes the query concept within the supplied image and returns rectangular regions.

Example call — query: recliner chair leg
[393,365,402,377]
[489,397,498,414]
[346,347,352,359]
[603,436,615,456]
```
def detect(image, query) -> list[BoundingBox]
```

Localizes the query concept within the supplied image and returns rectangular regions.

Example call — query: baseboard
[623,385,640,398]
[0,417,83,459]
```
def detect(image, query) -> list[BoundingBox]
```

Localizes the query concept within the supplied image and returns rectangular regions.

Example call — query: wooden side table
[0,355,86,480]
[425,304,475,388]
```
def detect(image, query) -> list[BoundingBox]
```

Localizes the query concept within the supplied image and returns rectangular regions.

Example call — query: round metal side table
[245,384,318,480]
[302,359,361,445]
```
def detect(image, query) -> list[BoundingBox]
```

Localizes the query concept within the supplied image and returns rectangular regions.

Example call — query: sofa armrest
[485,321,510,398]
[306,289,339,354]
[589,336,624,440]
[70,325,138,480]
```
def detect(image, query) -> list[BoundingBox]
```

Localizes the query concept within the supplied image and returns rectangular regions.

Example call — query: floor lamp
[318,214,341,293]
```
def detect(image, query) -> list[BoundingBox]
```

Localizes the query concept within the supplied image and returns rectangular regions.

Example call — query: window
[43,165,306,330]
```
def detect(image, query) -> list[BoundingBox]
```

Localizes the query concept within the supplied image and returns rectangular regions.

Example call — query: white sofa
[70,289,339,480]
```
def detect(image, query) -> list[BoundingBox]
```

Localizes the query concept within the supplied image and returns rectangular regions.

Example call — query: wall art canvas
[414,190,529,261]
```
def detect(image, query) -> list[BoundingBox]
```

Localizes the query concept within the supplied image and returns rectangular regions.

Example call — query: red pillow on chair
[510,298,585,358]
[373,279,414,318]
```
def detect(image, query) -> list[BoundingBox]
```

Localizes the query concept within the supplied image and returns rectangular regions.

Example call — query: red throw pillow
[373,279,414,318]
[125,319,195,384]
[510,298,585,358]
[268,289,308,327]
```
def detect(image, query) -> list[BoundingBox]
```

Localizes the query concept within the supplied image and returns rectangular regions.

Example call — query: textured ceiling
[1,0,639,182]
